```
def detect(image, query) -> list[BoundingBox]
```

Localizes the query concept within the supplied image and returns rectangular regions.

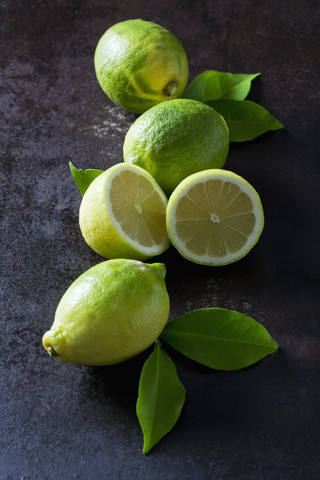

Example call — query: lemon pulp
[79,163,170,260]
[167,169,264,265]
[108,168,168,248]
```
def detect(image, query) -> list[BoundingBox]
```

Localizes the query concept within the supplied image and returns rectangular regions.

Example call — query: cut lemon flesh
[107,167,168,249]
[79,163,170,260]
[167,169,264,265]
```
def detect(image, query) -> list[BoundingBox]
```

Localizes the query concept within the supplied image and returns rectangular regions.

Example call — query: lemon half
[166,169,264,265]
[79,163,170,260]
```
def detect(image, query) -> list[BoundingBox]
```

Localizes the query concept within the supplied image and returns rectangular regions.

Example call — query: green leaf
[136,342,186,454]
[161,308,278,371]
[184,70,260,102]
[206,99,283,142]
[69,161,103,196]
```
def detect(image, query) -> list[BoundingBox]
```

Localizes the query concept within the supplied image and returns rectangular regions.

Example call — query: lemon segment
[166,169,264,265]
[79,163,170,260]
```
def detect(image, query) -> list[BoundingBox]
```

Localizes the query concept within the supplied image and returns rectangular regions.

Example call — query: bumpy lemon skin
[42,260,170,365]
[94,19,189,114]
[123,99,230,195]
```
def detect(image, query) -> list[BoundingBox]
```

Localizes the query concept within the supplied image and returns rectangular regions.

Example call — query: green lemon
[123,99,229,195]
[166,169,264,266]
[79,163,170,260]
[94,19,189,114]
[42,259,170,365]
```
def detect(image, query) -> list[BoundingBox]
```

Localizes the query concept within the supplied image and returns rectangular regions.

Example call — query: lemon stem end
[163,81,177,96]
[151,263,166,281]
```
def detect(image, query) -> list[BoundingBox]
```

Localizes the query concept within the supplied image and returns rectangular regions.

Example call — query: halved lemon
[79,163,170,260]
[166,169,264,265]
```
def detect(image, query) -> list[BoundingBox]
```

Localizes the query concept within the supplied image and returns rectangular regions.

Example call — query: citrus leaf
[161,308,278,371]
[136,342,185,454]
[184,70,260,102]
[206,99,283,142]
[69,161,103,196]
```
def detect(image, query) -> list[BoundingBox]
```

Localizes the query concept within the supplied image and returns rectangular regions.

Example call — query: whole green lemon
[42,259,169,365]
[123,99,229,195]
[94,19,189,114]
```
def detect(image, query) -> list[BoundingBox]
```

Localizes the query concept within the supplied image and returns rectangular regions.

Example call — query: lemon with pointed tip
[166,169,264,265]
[42,259,170,365]
[94,19,189,114]
[79,163,170,260]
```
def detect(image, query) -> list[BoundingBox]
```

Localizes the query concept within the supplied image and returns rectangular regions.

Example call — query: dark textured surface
[1,1,319,478]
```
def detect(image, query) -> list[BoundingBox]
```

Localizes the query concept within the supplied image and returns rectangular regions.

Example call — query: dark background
[1,1,319,479]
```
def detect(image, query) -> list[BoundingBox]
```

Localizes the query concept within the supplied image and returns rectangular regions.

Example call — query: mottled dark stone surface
[1,1,319,478]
